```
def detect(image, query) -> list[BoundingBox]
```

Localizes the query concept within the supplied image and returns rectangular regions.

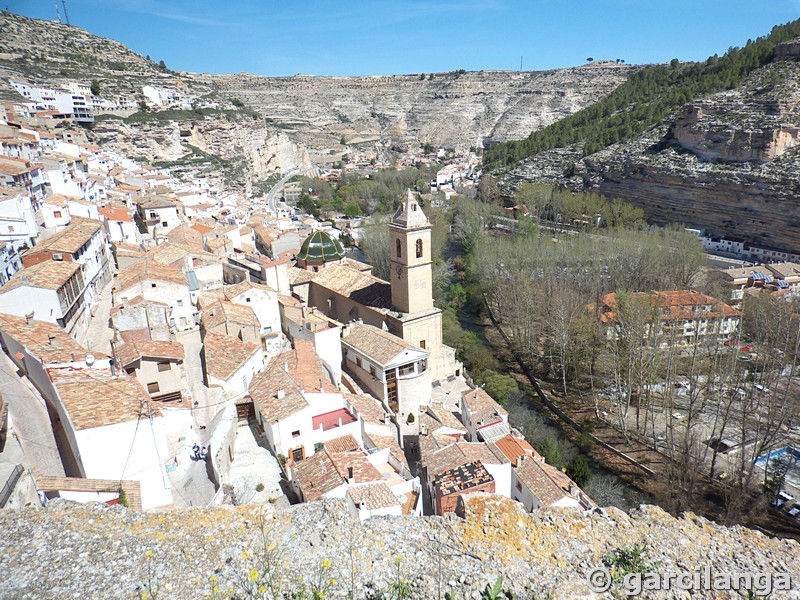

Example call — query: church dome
[296,230,345,263]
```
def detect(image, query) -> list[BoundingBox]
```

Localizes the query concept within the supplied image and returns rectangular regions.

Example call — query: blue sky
[7,1,800,76]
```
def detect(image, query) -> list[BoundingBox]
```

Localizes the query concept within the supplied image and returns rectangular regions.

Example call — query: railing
[0,464,24,508]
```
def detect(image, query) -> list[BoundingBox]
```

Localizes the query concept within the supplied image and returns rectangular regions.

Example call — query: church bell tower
[389,190,433,315]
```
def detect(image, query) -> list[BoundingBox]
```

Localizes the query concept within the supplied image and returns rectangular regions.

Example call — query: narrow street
[78,278,115,356]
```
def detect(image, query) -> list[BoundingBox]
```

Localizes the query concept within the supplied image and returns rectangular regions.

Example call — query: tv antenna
[53,0,61,23]
[61,0,71,25]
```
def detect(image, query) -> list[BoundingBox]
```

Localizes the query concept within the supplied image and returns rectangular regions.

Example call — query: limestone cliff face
[212,67,631,153]
[1,495,798,599]
[508,59,800,252]
[91,115,312,191]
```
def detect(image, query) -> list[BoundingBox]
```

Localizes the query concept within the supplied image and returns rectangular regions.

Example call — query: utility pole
[53,0,61,23]
[520,56,523,71]
[61,0,70,25]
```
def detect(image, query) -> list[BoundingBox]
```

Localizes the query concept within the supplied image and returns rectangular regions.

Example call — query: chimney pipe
[25,312,34,325]
[347,466,354,483]
[48,335,57,348]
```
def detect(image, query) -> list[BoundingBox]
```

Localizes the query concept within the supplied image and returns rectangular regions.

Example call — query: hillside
[211,66,632,154]
[0,11,215,101]
[1,495,798,599]
[504,44,800,252]
[490,19,800,253]
[0,11,632,168]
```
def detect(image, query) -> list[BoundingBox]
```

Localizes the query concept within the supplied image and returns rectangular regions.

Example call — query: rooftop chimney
[21,276,30,286]
[48,335,57,348]
[24,312,34,325]
[283,361,289,373]
[570,483,579,498]
[515,455,522,468]
[347,466,354,484]
[277,389,285,400]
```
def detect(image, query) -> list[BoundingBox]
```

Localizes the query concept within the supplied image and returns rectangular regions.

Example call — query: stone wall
[1,494,798,599]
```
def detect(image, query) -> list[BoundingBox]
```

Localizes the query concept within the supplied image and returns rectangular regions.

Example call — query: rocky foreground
[1,495,798,599]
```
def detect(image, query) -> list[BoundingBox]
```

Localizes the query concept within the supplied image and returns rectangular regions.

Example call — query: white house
[512,455,595,512]
[460,387,510,443]
[250,339,363,463]
[0,260,91,334]
[40,194,72,230]
[202,330,263,397]
[99,204,139,245]
[113,261,196,331]
[136,195,182,240]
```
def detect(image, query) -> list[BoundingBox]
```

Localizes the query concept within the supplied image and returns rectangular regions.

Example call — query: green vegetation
[121,106,260,124]
[485,18,800,168]
[90,79,101,96]
[297,165,437,218]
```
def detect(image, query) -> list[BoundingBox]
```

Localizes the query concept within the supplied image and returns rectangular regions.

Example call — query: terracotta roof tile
[25,219,101,256]
[346,482,401,510]
[49,367,161,430]
[323,434,360,454]
[0,313,107,364]
[114,339,184,368]
[202,331,260,381]
[308,263,393,312]
[115,261,187,292]
[292,451,345,501]
[343,323,425,365]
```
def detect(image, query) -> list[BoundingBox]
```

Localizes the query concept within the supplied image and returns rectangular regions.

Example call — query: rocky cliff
[211,67,631,155]
[1,495,798,599]
[506,48,800,252]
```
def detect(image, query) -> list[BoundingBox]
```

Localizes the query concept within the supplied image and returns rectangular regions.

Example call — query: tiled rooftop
[0,313,106,364]
[115,260,187,291]
[25,218,100,255]
[201,300,259,331]
[462,387,507,428]
[50,367,161,431]
[343,322,425,365]
[323,434,360,454]
[250,355,309,422]
[424,440,509,479]
[0,260,81,293]
[292,451,345,501]
[309,263,393,312]
[514,455,586,507]
[495,434,539,463]
[346,482,401,511]
[202,330,260,381]
[114,339,184,368]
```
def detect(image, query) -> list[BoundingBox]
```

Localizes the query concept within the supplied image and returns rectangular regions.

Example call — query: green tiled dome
[296,230,345,262]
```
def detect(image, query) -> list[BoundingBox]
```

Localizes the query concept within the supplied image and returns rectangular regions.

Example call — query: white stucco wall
[75,417,174,509]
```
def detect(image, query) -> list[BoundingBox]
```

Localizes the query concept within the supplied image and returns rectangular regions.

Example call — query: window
[161,221,168,227]
[516,481,522,492]
[314,442,324,453]
[416,238,423,258]
[292,430,301,438]
[396,238,402,258]
[176,299,183,307]
[157,361,171,372]
[151,283,157,288]
[53,210,62,218]
[147,382,160,394]
[419,340,426,349]
[370,365,377,377]
[291,446,304,462]
[399,363,415,377]
[7,226,13,233]
[356,357,362,368]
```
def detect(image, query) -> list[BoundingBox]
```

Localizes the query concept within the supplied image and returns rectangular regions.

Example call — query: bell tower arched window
[396,238,402,258]
[416,238,423,258]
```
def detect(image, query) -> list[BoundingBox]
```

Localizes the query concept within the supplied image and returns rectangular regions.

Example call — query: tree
[90,79,101,97]
[670,58,680,68]
[566,455,592,487]
[538,437,564,469]
[586,57,594,62]
[476,173,500,204]
[158,59,167,71]
[358,218,391,280]
[477,370,519,406]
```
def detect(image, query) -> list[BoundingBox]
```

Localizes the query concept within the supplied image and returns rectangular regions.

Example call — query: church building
[289,191,460,422]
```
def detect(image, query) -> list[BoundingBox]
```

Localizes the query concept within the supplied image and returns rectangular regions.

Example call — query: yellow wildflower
[249,568,259,581]
[321,558,331,569]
